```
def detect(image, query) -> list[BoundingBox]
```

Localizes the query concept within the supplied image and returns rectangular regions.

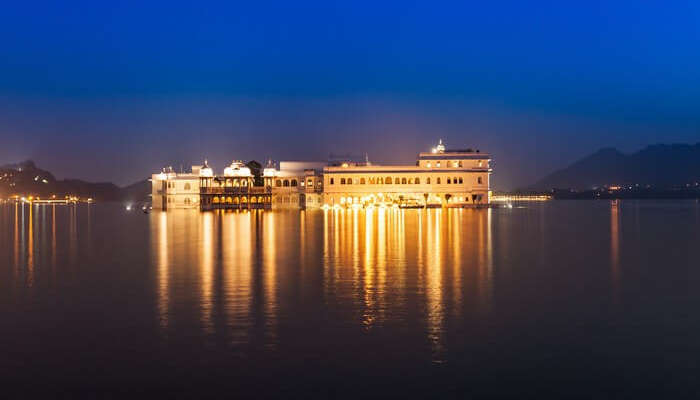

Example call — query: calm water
[2,201,700,398]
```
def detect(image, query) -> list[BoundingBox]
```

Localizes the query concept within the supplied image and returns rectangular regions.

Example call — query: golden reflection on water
[155,211,169,330]
[221,210,253,344]
[262,211,278,347]
[52,205,56,274]
[200,211,214,334]
[13,204,19,279]
[150,208,493,356]
[611,202,621,303]
[26,204,34,287]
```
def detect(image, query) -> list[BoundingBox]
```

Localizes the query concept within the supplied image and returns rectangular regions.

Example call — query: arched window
[415,177,420,184]
[401,178,407,184]
[276,179,282,187]
[459,177,463,184]
[330,178,334,185]
[447,178,451,184]
[291,179,298,186]
[458,161,463,167]
[378,177,383,184]
[395,177,400,184]
[360,178,366,184]
[340,178,346,184]
[478,177,483,184]
[437,177,441,184]
[426,177,430,184]
[184,183,191,190]
[453,177,458,184]
[386,177,392,184]
[369,177,375,184]
[283,180,289,187]
[346,178,352,185]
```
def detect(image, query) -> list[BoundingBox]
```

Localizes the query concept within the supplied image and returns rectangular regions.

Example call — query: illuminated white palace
[150,141,491,210]
[323,140,491,208]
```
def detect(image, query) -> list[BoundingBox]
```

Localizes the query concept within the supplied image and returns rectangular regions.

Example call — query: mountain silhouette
[533,143,700,190]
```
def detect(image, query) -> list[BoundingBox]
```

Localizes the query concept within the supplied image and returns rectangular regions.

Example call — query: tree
[246,160,264,186]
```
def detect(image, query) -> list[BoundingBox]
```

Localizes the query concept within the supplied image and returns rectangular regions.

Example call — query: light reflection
[221,210,253,345]
[262,211,278,347]
[155,211,169,330]
[424,208,445,362]
[201,211,214,334]
[13,203,19,280]
[318,208,494,361]
[68,204,77,268]
[26,204,34,287]
[611,201,621,303]
[52,205,56,276]
[147,207,494,360]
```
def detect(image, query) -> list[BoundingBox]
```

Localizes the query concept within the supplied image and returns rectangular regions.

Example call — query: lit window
[386,177,392,184]
[436,162,441,167]
[427,162,431,168]
[360,178,366,184]
[415,177,420,184]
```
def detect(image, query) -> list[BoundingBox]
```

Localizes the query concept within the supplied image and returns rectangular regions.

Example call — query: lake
[2,201,700,398]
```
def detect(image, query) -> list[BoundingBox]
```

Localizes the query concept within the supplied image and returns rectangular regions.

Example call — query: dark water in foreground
[2,201,700,398]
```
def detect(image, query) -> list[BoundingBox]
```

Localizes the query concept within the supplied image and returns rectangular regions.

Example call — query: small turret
[199,159,213,177]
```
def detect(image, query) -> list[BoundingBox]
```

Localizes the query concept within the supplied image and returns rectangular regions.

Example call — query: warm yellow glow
[200,211,214,333]
[156,211,169,330]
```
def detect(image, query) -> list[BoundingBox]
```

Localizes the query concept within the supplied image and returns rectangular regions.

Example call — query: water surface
[2,201,700,397]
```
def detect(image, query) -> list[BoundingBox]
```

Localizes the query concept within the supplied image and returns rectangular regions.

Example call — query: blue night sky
[1,1,699,189]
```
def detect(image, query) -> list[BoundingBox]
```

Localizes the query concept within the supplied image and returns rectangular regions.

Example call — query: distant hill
[532,143,700,190]
[121,179,150,203]
[0,160,145,202]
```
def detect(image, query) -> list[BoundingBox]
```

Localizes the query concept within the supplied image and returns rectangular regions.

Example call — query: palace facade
[150,141,492,210]
[323,141,491,207]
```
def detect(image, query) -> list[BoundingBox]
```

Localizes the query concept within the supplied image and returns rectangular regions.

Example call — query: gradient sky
[1,1,699,189]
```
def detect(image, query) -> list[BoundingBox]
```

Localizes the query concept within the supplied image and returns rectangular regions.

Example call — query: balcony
[200,186,271,194]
